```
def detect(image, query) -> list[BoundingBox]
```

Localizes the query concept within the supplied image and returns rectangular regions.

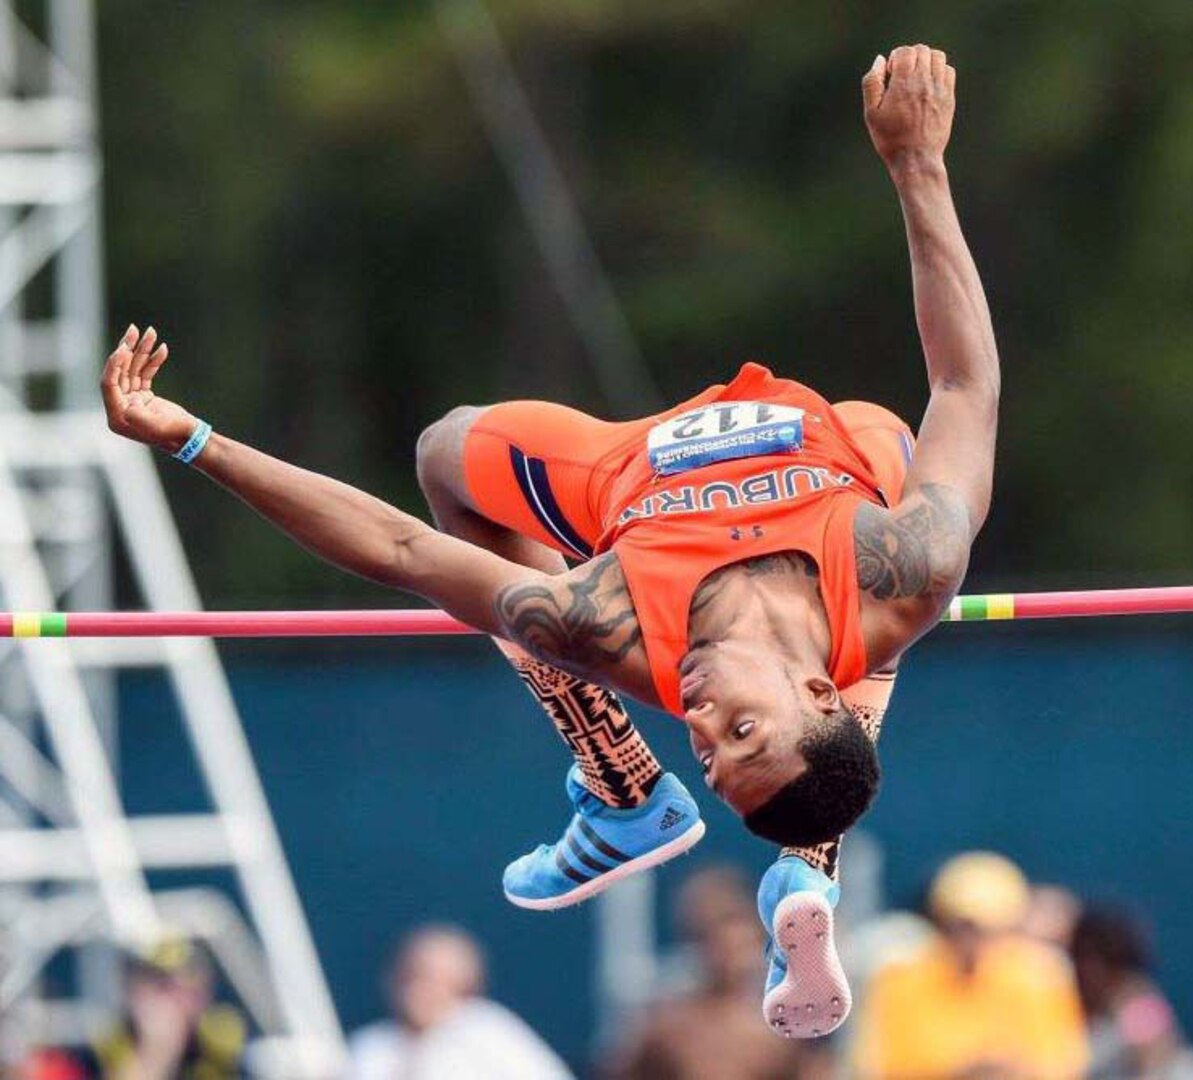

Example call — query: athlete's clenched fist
[862,44,955,171]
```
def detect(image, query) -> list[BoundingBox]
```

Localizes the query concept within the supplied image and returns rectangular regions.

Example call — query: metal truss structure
[0,3,344,1073]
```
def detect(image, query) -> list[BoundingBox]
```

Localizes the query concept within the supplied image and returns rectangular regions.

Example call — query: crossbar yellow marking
[12,613,42,638]
[986,594,1015,620]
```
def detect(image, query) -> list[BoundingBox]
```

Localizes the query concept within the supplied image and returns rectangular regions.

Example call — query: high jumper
[101,44,995,1037]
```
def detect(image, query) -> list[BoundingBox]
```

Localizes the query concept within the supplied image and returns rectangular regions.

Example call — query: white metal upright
[0,3,345,1074]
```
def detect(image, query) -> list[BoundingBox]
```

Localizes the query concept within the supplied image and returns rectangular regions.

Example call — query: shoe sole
[504,819,706,911]
[763,891,851,1039]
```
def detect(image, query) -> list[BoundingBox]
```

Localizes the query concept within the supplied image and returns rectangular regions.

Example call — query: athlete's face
[681,641,840,815]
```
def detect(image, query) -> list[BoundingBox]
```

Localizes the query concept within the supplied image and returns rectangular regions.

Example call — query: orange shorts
[463,397,914,560]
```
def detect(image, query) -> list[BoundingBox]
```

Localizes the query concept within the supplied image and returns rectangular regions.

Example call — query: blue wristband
[173,420,213,465]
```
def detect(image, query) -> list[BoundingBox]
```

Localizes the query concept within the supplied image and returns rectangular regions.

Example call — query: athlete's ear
[804,675,843,716]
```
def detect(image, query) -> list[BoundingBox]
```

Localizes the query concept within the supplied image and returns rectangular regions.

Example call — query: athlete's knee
[416,405,484,499]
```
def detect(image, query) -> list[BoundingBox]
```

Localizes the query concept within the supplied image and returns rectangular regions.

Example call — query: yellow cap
[929,851,1030,931]
[133,934,200,976]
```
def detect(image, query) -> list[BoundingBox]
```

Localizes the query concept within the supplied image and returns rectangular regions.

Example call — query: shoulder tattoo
[495,552,643,675]
[853,483,971,603]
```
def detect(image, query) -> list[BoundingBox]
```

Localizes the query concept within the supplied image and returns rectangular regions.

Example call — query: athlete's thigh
[463,400,636,560]
[834,400,916,507]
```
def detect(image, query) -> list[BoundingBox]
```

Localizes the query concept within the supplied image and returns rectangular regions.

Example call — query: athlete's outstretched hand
[862,44,955,171]
[101,324,197,453]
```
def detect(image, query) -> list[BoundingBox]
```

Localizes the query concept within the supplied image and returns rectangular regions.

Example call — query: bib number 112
[647,402,805,476]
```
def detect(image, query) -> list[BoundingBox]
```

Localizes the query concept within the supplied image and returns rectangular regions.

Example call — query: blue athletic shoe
[758,855,850,1039]
[503,765,705,911]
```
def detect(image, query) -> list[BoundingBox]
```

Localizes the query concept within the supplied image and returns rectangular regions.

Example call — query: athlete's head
[682,640,880,845]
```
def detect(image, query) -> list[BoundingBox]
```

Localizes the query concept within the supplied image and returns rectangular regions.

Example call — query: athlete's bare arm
[855,45,1000,663]
[492,553,655,700]
[100,327,655,694]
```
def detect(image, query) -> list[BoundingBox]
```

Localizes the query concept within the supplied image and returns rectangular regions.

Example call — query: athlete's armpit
[495,552,646,682]
[853,483,970,604]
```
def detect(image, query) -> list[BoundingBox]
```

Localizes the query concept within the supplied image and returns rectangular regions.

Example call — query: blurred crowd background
[19,850,1193,1078]
[5,0,1193,1077]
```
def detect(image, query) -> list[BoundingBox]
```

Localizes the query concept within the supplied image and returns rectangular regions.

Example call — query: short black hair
[743,709,880,847]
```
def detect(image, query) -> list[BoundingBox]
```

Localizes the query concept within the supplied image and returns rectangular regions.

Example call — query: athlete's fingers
[118,324,138,393]
[945,64,956,94]
[119,324,140,357]
[104,324,136,372]
[141,343,169,385]
[100,363,123,417]
[130,325,157,379]
[930,49,947,83]
[102,326,136,411]
[888,45,915,77]
[914,43,931,73]
[100,346,121,396]
[862,54,887,112]
[130,326,159,392]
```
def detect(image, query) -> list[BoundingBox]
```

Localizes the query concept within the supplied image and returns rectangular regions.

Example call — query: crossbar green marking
[944,594,1016,622]
[961,595,989,621]
[12,613,68,637]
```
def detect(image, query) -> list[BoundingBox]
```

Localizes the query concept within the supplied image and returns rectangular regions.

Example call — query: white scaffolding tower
[0,3,345,1074]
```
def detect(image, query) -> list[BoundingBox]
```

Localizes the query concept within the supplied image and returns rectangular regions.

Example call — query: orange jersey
[464,363,910,718]
[596,364,891,715]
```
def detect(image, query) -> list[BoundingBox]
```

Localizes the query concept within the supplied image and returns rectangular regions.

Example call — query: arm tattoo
[854,484,971,602]
[495,552,643,676]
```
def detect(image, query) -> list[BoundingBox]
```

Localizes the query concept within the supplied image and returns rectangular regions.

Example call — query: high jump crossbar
[1,586,1193,638]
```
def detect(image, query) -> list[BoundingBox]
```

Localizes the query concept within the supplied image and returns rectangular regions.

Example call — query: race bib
[647,401,805,476]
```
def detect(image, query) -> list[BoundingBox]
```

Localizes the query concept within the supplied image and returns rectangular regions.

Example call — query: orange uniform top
[593,363,889,718]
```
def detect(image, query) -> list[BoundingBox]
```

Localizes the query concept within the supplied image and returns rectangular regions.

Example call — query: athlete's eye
[699,753,713,774]
[732,721,755,741]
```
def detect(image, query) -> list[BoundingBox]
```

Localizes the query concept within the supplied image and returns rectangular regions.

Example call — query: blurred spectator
[851,851,1088,1080]
[345,924,572,1080]
[86,936,246,1079]
[675,864,756,939]
[609,864,830,1080]
[1022,884,1081,951]
[1071,906,1193,1080]
[652,864,759,998]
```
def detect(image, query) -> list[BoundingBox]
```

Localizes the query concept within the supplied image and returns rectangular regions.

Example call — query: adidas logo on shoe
[504,768,707,911]
[658,806,687,831]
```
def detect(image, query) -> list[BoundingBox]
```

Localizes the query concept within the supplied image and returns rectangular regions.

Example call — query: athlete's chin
[717,751,803,817]
[716,780,770,819]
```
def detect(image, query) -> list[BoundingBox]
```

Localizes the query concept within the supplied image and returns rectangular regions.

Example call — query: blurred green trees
[97,1,1193,605]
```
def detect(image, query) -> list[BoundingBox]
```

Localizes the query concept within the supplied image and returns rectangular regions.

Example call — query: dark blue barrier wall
[119,620,1193,1070]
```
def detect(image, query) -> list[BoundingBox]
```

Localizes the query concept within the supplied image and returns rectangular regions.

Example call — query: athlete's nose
[684,700,714,725]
